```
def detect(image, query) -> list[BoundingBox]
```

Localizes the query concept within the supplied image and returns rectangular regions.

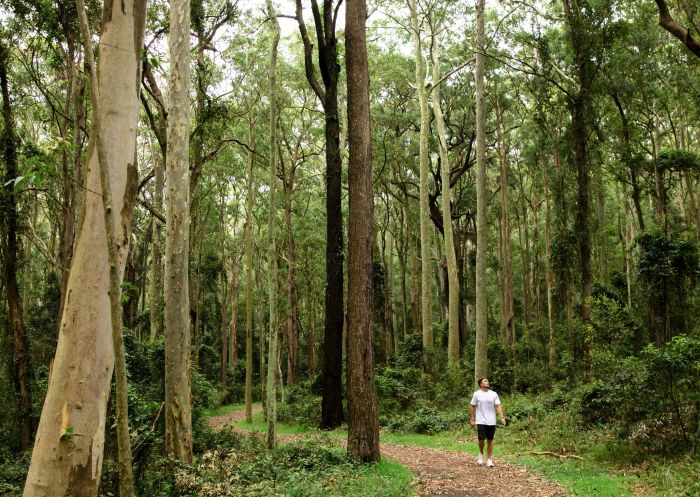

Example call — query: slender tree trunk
[24,0,146,493]
[284,172,299,385]
[256,261,266,408]
[409,0,434,366]
[266,0,281,448]
[495,93,514,361]
[229,257,239,380]
[150,156,164,340]
[244,91,255,424]
[406,200,421,332]
[346,0,380,462]
[164,0,192,462]
[0,43,32,453]
[220,264,228,391]
[519,176,532,328]
[429,34,460,367]
[58,45,85,326]
[544,173,556,367]
[474,0,488,385]
[386,220,400,358]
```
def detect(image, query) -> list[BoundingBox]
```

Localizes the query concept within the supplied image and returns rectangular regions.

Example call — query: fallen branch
[510,451,584,460]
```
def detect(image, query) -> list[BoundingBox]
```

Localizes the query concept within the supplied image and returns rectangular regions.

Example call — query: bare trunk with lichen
[23,0,146,494]
[164,0,192,463]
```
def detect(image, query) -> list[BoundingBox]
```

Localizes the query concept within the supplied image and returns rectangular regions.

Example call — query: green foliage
[173,437,412,497]
[589,293,640,355]
[635,233,699,344]
[276,381,322,427]
[0,452,30,497]
[656,149,700,174]
[375,366,420,412]
[385,404,449,434]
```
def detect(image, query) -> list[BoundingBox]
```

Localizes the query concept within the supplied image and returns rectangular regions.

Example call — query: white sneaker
[477,454,484,465]
[486,459,494,467]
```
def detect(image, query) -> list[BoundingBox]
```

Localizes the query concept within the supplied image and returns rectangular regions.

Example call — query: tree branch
[655,0,700,58]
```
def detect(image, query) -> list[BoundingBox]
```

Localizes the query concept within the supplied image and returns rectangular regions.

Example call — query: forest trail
[208,407,569,497]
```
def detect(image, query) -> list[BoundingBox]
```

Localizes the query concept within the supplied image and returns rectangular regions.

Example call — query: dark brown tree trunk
[0,43,32,453]
[346,0,380,462]
[295,0,344,429]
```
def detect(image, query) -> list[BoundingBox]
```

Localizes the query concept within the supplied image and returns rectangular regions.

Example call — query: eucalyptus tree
[428,15,461,367]
[164,0,193,462]
[294,0,345,429]
[474,0,488,384]
[23,0,147,493]
[346,0,380,463]
[408,0,434,366]
[265,0,281,449]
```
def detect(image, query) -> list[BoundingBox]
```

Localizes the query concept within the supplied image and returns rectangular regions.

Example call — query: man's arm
[496,404,506,425]
[470,404,476,426]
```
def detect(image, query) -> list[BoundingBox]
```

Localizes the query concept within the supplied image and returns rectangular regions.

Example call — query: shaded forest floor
[208,407,571,497]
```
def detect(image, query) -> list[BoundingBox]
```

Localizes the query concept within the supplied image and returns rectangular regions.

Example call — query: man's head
[478,377,490,390]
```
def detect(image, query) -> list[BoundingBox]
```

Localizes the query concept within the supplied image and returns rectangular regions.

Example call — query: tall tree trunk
[519,175,532,328]
[23,0,146,493]
[77,2,136,489]
[164,0,192,462]
[284,171,299,385]
[429,33,460,367]
[406,200,421,332]
[544,173,556,367]
[562,0,593,327]
[244,91,255,424]
[474,0,488,385]
[409,0,434,367]
[495,93,514,361]
[150,156,164,340]
[220,263,228,391]
[295,0,344,430]
[229,256,239,382]
[266,0,281,449]
[346,0,380,462]
[58,43,85,326]
[0,43,32,453]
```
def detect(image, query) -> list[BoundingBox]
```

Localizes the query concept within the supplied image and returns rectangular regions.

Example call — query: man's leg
[486,439,493,458]
[478,439,485,455]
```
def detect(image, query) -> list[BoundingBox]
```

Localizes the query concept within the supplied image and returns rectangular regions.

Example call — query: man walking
[470,377,506,467]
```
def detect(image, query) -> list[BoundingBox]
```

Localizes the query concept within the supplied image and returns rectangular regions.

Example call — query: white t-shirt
[470,389,501,426]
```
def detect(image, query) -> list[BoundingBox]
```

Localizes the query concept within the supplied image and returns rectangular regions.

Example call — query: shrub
[277,382,322,427]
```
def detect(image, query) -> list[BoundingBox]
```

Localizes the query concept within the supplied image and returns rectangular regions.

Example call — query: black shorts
[477,424,496,441]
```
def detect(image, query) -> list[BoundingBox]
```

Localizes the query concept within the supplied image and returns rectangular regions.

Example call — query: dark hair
[477,377,489,386]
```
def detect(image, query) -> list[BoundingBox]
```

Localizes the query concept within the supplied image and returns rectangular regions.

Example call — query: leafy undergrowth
[176,430,413,497]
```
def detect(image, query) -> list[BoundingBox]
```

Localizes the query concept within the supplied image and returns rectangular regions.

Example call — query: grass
[201,402,244,419]
[507,455,636,497]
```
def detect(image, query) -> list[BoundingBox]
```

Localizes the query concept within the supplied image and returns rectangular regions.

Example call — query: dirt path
[208,408,569,497]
